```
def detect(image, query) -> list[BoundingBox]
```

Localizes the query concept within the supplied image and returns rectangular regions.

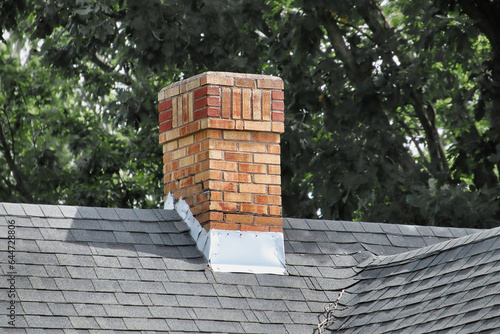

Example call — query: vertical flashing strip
[165,193,287,275]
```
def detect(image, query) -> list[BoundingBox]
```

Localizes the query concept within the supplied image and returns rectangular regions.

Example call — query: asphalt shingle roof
[325,226,500,333]
[0,202,487,333]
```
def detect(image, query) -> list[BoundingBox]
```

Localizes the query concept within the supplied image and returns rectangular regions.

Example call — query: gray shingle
[122,318,168,331]
[3,202,26,216]
[95,317,128,330]
[58,205,82,219]
[39,205,65,218]
[75,207,101,219]
[63,291,118,304]
[104,304,152,317]
[119,281,165,294]
[25,315,72,328]
[22,204,44,217]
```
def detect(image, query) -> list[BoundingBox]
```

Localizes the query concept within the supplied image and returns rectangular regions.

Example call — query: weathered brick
[178,135,194,148]
[254,174,281,184]
[221,88,231,119]
[269,206,282,216]
[208,140,237,151]
[253,133,280,143]
[205,181,237,192]
[235,77,256,88]
[171,147,187,160]
[257,78,284,90]
[255,195,281,206]
[239,163,266,174]
[224,172,251,183]
[241,224,270,232]
[225,152,252,163]
[255,216,283,227]
[210,160,237,172]
[241,204,268,215]
[179,156,194,168]
[224,192,252,203]
[210,202,238,212]
[242,89,252,120]
[206,118,235,130]
[187,143,202,155]
[244,120,271,132]
[239,142,267,153]
[232,89,242,119]
[269,185,281,195]
[225,214,254,225]
[272,122,285,133]
[268,165,281,175]
[240,184,267,194]
[223,130,251,141]
[252,90,262,120]
[262,90,271,121]
[254,153,280,165]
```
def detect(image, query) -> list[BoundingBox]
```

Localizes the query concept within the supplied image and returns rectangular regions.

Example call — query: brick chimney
[158,72,286,274]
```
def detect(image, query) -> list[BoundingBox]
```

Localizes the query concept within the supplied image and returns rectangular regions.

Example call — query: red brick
[272,101,285,111]
[211,160,237,171]
[194,107,220,120]
[194,96,220,110]
[272,112,285,122]
[158,100,172,112]
[194,86,220,99]
[159,121,173,133]
[271,90,284,100]
[159,110,172,122]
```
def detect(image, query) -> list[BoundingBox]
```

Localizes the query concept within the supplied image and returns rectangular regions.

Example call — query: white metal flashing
[165,193,287,275]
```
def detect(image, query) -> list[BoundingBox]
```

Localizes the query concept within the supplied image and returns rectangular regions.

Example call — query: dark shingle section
[0,203,484,333]
[327,227,500,333]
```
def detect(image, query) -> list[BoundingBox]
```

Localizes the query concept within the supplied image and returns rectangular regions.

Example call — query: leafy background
[1,0,499,228]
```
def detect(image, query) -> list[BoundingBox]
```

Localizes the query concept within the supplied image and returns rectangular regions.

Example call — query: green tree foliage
[0,0,499,227]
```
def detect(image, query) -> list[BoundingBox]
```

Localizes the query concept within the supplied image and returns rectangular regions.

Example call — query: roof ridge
[359,226,500,269]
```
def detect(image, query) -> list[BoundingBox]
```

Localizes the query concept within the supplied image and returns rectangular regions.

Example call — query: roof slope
[327,226,500,333]
[0,202,480,333]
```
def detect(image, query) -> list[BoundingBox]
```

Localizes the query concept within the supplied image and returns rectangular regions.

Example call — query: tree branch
[0,121,34,202]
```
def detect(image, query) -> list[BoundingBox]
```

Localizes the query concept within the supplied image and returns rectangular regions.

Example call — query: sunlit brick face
[158,72,284,232]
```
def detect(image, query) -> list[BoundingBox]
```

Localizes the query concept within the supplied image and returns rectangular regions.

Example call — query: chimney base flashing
[166,193,287,275]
